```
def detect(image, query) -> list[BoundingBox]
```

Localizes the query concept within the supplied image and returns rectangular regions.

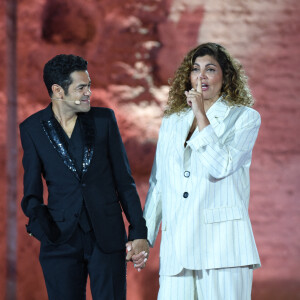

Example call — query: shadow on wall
[252,281,300,300]
[42,0,96,45]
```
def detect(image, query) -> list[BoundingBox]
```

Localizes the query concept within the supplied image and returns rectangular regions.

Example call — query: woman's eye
[191,68,200,72]
[207,68,215,72]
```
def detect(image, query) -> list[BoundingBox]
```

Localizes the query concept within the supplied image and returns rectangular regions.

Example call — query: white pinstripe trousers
[157,266,253,300]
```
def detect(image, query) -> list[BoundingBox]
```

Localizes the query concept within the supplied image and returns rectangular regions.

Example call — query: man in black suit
[20,54,149,300]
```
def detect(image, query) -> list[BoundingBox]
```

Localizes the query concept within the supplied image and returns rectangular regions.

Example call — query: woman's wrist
[195,112,210,131]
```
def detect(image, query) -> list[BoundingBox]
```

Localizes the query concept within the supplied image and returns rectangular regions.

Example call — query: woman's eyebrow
[193,63,217,67]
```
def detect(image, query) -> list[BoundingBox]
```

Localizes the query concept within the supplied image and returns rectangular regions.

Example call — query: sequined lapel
[79,112,95,178]
[41,116,80,180]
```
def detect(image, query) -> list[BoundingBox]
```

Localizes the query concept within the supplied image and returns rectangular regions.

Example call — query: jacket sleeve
[143,118,166,247]
[107,110,147,241]
[20,123,44,217]
[187,108,261,179]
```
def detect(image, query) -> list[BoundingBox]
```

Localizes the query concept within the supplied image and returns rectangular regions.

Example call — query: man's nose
[85,87,92,95]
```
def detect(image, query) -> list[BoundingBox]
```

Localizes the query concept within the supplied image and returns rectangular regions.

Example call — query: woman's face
[190,55,223,103]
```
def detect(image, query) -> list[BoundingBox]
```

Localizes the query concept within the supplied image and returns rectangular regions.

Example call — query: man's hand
[126,239,149,272]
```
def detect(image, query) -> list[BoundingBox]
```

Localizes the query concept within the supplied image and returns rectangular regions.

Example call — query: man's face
[62,70,92,113]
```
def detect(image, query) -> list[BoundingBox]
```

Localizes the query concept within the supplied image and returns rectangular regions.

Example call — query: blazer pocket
[26,217,45,241]
[48,207,65,222]
[105,202,122,216]
[204,206,242,224]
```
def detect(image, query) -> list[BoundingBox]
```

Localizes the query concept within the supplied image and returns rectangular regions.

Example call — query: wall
[0,0,299,299]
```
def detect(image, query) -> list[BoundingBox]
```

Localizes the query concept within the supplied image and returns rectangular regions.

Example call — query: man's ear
[51,84,63,99]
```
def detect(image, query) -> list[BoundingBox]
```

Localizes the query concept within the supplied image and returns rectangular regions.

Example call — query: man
[20,54,149,300]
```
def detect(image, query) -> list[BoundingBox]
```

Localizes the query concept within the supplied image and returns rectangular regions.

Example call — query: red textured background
[1,0,300,299]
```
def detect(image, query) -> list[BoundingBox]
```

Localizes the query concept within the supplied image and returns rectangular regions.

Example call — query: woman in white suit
[140,43,261,299]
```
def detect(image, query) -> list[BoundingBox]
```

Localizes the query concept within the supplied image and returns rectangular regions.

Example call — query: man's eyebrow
[77,81,91,87]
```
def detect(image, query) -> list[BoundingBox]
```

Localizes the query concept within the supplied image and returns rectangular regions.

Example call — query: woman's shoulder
[162,108,191,122]
[231,104,260,118]
[229,104,261,127]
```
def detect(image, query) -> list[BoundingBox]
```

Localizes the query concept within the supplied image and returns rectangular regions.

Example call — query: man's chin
[82,105,91,112]
[76,104,91,113]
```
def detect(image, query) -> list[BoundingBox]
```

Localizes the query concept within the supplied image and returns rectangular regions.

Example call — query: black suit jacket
[20,104,147,253]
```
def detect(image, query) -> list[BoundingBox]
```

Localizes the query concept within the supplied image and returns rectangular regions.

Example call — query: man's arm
[20,123,60,242]
[20,124,44,217]
[106,110,149,260]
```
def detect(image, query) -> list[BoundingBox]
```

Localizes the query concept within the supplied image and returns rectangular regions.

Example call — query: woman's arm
[187,108,261,179]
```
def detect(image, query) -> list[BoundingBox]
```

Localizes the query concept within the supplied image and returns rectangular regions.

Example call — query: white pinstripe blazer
[143,98,261,276]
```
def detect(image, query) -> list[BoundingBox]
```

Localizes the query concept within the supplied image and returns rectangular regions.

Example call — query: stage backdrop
[0,0,299,299]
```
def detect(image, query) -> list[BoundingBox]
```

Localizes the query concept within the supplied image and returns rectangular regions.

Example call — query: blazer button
[184,171,190,178]
[82,183,86,187]
[183,192,189,198]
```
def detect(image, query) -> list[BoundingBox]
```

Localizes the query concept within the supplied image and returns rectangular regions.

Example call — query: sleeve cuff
[187,124,219,150]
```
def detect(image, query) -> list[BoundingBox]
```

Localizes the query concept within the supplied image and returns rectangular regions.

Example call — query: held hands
[126,239,149,272]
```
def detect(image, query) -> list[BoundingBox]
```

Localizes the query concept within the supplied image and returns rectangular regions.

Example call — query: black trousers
[39,226,126,300]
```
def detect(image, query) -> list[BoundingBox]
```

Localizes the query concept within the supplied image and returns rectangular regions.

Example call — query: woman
[142,43,261,299]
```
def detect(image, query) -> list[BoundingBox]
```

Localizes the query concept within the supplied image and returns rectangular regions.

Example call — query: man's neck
[52,102,77,124]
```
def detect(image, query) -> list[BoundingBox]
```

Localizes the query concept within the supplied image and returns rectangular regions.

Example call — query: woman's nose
[199,72,207,79]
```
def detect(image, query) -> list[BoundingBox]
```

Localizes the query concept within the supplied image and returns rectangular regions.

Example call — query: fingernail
[127,246,131,251]
[144,258,147,262]
[134,264,136,267]
[138,268,141,272]
[144,253,148,257]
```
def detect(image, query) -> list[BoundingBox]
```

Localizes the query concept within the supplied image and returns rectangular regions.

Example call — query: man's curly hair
[43,54,88,97]
[164,43,254,116]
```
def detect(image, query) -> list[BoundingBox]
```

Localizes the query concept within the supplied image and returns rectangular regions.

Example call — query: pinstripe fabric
[143,98,261,276]
[158,266,253,300]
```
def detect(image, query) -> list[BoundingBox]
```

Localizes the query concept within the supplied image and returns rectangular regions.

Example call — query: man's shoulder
[19,107,48,128]
[90,106,115,119]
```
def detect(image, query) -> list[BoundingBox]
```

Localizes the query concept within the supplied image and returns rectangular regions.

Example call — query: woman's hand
[185,76,210,130]
[185,76,205,114]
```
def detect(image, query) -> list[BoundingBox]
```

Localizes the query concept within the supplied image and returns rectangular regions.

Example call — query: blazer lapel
[173,98,230,164]
[78,112,95,178]
[173,98,230,149]
[206,98,231,136]
[40,105,80,180]
[174,109,194,156]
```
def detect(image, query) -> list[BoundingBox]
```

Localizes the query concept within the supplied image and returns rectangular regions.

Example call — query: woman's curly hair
[164,43,254,116]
